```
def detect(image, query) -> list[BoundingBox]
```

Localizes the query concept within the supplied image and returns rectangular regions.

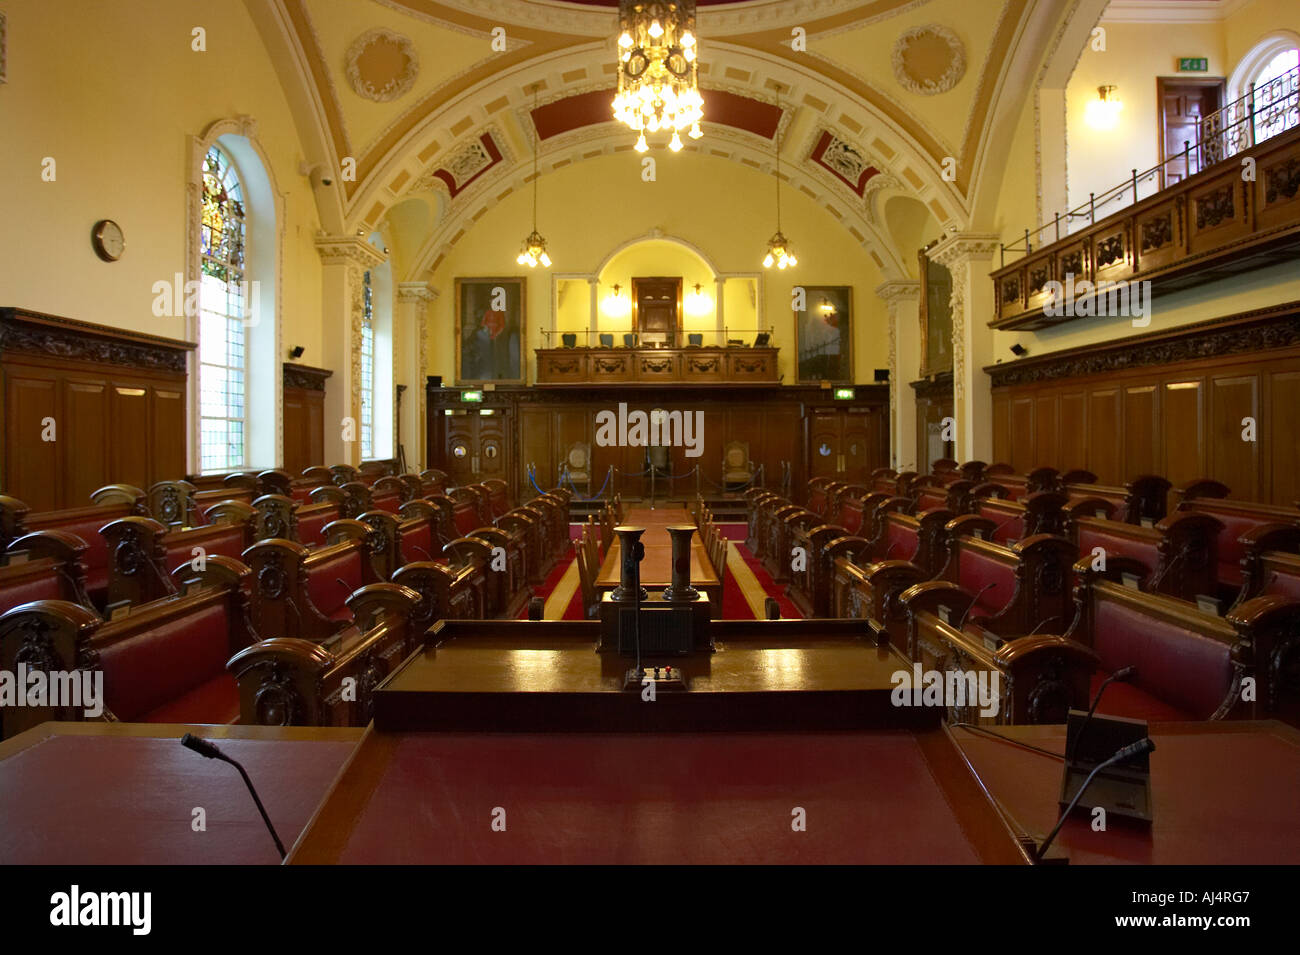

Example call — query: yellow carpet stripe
[724,541,769,619]
[543,557,580,620]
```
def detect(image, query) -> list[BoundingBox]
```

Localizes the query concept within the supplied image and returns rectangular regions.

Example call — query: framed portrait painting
[455,277,526,385]
[795,285,852,383]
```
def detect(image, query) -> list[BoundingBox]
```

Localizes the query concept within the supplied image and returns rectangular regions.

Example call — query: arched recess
[1228,30,1300,102]
[883,196,938,277]
[186,116,285,474]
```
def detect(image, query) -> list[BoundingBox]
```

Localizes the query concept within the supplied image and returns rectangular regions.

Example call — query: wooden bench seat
[0,531,93,615]
[1175,492,1300,600]
[0,562,257,738]
[1069,511,1224,601]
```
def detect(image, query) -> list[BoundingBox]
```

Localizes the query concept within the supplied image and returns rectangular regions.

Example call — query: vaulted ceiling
[247,0,1106,282]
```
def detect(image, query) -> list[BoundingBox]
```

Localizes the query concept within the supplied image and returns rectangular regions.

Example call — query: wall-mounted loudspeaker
[874,368,889,382]
[288,345,305,359]
[1010,344,1028,357]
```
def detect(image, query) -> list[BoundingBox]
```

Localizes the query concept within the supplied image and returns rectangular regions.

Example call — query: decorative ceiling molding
[346,28,420,102]
[807,128,881,197]
[890,24,966,96]
[411,128,511,197]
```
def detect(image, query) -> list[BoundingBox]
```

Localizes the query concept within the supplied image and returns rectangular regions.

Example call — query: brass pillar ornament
[662,525,700,601]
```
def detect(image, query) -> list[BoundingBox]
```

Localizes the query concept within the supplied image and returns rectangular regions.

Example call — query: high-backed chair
[598,333,615,348]
[722,441,754,492]
[687,333,703,347]
[561,333,577,348]
[565,442,592,496]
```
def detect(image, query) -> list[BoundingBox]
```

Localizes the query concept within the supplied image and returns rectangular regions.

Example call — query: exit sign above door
[1178,57,1209,72]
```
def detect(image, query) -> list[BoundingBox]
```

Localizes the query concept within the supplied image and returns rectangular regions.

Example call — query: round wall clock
[91,219,125,261]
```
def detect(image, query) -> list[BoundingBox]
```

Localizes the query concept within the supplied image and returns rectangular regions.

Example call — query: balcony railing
[1000,63,1300,266]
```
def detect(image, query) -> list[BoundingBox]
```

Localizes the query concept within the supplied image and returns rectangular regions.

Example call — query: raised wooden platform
[371,619,932,733]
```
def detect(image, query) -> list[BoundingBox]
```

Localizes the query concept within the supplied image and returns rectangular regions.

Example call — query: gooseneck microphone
[181,733,286,860]
[1067,665,1137,762]
[954,583,998,630]
[1036,737,1155,862]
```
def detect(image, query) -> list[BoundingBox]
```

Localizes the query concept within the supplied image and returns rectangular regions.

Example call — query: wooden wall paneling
[151,387,186,484]
[282,390,310,475]
[1009,396,1035,473]
[1033,393,1060,469]
[699,409,727,490]
[991,392,1010,464]
[3,373,61,510]
[1209,372,1261,501]
[1122,384,1159,479]
[63,379,110,505]
[1160,378,1206,492]
[1086,388,1122,484]
[519,406,554,492]
[109,384,150,491]
[1058,391,1087,472]
[1268,369,1300,506]
[764,406,802,491]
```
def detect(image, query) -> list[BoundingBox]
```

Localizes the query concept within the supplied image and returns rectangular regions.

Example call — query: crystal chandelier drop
[612,1,703,152]
[517,85,551,268]
[763,88,796,269]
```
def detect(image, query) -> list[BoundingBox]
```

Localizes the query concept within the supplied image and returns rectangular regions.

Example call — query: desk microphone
[181,733,286,860]
[1027,615,1062,636]
[1067,666,1137,762]
[1036,737,1155,862]
[954,583,997,630]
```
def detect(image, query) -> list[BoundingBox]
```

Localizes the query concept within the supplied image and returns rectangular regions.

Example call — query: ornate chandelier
[763,87,796,269]
[613,1,703,153]
[517,84,551,268]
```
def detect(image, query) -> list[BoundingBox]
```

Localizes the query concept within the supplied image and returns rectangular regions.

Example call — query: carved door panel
[1159,78,1224,187]
[443,409,511,487]
[633,277,681,347]
[809,411,841,482]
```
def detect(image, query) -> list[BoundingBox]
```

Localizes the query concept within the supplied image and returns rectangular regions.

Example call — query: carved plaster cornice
[315,234,388,268]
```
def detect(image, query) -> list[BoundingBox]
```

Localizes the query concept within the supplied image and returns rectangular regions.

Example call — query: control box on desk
[598,594,712,655]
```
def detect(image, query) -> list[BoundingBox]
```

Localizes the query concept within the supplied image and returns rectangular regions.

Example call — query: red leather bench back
[1201,510,1266,588]
[401,522,434,564]
[98,603,233,722]
[45,517,108,591]
[1093,599,1233,719]
[373,491,402,514]
[1075,523,1160,571]
[297,508,334,547]
[954,546,1016,616]
[975,502,1023,544]
[0,570,63,615]
[453,502,480,536]
[164,526,246,571]
[838,499,864,536]
[307,548,364,620]
[915,488,947,512]
[884,520,918,562]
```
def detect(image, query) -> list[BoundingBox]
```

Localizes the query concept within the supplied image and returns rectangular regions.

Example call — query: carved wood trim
[0,307,193,373]
[283,362,334,391]
[986,301,1300,388]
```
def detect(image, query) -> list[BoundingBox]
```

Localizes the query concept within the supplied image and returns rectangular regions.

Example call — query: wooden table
[594,507,724,615]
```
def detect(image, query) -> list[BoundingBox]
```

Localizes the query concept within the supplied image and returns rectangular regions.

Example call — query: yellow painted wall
[0,0,323,359]
[424,150,889,385]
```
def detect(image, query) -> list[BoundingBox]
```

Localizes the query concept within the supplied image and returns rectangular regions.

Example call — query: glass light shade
[763,232,796,270]
[611,0,704,144]
[517,230,551,269]
[1085,85,1123,130]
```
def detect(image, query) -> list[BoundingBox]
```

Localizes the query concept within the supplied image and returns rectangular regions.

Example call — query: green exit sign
[460,390,484,402]
[1178,57,1209,72]
[834,387,855,400]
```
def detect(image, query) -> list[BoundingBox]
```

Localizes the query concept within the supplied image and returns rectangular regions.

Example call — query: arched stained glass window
[360,269,375,459]
[199,145,248,471]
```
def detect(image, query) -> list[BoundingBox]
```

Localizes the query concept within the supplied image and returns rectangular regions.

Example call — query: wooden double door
[633,277,681,347]
[807,407,887,486]
[437,407,512,489]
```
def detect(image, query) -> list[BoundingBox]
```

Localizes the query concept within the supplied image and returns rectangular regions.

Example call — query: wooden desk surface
[0,722,362,865]
[950,720,1300,864]
[288,724,1027,865]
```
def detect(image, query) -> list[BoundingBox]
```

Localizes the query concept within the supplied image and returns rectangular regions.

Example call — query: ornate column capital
[874,279,920,307]
[928,232,1000,268]
[315,233,387,268]
[396,282,439,306]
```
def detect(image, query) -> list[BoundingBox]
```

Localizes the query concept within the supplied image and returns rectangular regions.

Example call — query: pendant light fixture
[517,83,552,268]
[763,86,797,269]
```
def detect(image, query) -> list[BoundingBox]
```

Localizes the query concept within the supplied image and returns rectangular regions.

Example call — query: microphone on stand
[181,733,286,860]
[1067,665,1137,762]
[954,583,998,630]
[1036,737,1155,862]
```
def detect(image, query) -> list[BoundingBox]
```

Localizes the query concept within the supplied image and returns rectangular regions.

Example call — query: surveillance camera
[320,175,333,187]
